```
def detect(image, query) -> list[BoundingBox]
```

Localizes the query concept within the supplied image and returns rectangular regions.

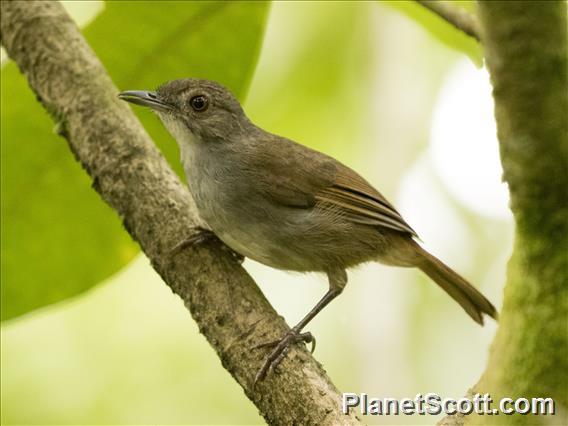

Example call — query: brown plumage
[119,78,498,384]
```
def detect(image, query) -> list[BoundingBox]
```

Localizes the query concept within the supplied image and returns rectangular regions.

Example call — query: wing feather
[248,135,418,237]
[315,166,418,237]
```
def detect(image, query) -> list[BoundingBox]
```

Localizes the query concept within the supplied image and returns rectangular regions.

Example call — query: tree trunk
[444,2,567,424]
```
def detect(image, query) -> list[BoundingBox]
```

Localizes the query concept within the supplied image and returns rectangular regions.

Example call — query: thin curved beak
[118,90,173,112]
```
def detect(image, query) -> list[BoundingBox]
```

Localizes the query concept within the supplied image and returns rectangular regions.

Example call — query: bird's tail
[416,246,498,325]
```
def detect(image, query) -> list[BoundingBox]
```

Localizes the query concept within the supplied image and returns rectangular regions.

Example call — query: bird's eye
[190,95,208,112]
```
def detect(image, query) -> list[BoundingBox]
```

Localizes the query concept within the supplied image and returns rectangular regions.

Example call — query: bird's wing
[250,137,417,237]
[316,164,418,237]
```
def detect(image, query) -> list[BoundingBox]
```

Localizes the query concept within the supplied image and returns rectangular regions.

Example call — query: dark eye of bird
[190,95,208,112]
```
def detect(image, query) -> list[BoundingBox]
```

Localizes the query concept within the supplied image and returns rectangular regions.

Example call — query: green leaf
[0,70,138,321]
[382,1,482,66]
[1,1,269,320]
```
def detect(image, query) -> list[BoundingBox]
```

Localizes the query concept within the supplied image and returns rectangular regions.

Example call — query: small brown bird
[119,79,498,384]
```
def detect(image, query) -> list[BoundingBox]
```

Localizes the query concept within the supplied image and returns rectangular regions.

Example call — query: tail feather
[417,248,498,325]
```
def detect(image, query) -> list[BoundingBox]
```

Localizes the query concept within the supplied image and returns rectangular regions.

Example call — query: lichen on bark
[471,1,567,424]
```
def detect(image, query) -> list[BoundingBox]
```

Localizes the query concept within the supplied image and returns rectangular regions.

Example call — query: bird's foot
[170,227,244,264]
[253,327,316,386]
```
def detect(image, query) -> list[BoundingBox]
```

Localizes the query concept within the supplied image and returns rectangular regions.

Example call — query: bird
[118,78,498,385]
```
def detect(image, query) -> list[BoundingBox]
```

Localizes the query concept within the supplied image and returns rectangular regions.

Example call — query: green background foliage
[387,1,482,66]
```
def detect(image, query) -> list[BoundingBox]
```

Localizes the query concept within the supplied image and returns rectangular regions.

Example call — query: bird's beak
[118,90,173,112]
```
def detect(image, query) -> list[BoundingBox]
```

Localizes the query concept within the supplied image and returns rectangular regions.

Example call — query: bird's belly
[203,214,304,270]
[193,195,322,271]
[215,226,288,268]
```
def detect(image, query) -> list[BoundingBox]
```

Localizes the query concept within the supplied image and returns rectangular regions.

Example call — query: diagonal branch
[0,1,360,424]
[416,0,481,41]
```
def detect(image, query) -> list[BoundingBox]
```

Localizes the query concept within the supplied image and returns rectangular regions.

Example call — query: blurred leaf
[1,1,269,320]
[0,71,138,321]
[382,1,482,66]
[247,2,377,163]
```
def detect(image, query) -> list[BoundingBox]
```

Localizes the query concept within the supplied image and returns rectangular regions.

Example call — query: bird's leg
[170,226,244,263]
[253,268,347,386]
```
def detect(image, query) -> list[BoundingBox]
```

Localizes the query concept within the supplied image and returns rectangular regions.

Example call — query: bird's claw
[253,329,315,387]
[170,227,244,264]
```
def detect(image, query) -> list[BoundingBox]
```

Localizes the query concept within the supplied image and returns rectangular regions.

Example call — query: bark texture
[442,2,567,424]
[0,1,361,425]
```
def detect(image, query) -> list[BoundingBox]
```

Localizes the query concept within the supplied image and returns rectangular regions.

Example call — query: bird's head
[119,78,249,146]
